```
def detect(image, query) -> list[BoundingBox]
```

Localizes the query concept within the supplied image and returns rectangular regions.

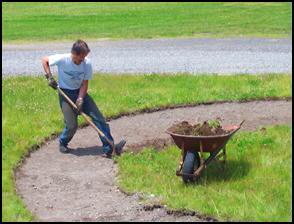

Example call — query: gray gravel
[3,37,292,76]
[15,100,291,222]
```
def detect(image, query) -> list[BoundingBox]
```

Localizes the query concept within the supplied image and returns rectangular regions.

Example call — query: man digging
[42,39,126,158]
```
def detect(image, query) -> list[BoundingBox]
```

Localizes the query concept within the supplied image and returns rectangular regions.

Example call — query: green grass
[2,73,291,221]
[2,2,291,43]
[116,125,292,222]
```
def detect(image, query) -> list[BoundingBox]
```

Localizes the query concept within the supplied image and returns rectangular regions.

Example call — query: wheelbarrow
[166,120,245,183]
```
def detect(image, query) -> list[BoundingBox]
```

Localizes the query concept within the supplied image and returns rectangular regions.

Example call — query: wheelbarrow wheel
[182,150,200,183]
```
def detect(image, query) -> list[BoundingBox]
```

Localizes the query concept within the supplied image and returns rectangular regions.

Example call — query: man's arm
[42,56,51,75]
[78,80,88,99]
[42,56,58,89]
[76,80,88,113]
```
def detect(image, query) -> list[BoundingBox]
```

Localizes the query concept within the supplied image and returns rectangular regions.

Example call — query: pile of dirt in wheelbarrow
[168,119,230,136]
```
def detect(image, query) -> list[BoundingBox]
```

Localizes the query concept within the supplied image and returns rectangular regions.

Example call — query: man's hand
[48,77,58,90]
[75,97,84,114]
[45,73,58,90]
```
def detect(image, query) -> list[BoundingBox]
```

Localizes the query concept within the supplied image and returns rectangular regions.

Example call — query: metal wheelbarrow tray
[166,120,245,183]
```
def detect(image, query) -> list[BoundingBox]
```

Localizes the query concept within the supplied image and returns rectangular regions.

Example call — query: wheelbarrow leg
[195,138,231,177]
[176,142,186,176]
[222,146,226,171]
[194,140,206,177]
[213,146,226,171]
[199,140,205,168]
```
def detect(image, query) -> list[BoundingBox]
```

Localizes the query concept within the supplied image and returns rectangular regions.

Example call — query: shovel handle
[239,120,245,127]
[57,87,78,110]
[57,86,115,152]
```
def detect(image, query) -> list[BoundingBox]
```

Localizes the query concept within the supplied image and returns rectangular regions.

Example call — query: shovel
[51,82,116,156]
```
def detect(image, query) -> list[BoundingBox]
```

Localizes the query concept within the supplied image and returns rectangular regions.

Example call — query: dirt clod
[143,204,163,211]
[168,118,229,136]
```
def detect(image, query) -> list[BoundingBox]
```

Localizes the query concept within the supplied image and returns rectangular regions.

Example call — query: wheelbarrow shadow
[192,159,251,185]
[67,145,105,157]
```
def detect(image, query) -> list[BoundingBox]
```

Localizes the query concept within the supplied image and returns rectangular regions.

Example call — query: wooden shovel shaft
[57,87,115,151]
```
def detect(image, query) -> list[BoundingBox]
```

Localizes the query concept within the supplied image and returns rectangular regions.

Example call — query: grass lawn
[2,73,291,221]
[2,2,291,43]
[116,125,292,222]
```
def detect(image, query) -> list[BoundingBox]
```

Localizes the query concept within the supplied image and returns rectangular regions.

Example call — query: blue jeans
[58,88,114,154]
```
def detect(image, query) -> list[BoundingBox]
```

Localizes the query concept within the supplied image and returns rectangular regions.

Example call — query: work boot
[102,145,112,159]
[59,143,70,153]
[115,139,126,156]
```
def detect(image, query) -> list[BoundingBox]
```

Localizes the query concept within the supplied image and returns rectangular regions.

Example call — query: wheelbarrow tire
[182,150,200,183]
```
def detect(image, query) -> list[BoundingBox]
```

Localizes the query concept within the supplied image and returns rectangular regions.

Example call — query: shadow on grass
[190,159,251,185]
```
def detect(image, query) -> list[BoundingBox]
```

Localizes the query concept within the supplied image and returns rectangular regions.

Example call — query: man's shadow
[68,145,105,156]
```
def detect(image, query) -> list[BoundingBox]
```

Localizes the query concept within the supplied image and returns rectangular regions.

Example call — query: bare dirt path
[15,100,292,222]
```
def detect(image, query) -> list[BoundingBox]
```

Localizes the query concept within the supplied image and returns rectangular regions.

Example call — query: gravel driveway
[3,37,292,76]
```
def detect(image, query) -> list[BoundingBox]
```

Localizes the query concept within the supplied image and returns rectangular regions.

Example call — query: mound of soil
[168,119,230,136]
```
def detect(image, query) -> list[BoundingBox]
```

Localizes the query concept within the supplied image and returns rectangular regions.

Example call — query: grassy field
[2,73,291,221]
[116,125,292,222]
[2,2,291,43]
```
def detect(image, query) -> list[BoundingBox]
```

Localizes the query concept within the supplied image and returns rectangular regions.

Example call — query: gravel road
[15,100,292,222]
[3,37,292,76]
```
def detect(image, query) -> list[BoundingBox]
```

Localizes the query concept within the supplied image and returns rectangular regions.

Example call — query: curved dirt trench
[15,100,292,222]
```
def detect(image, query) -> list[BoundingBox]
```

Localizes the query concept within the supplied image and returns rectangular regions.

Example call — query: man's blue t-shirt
[48,53,93,90]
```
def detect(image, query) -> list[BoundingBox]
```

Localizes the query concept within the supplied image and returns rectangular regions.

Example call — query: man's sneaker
[115,139,126,156]
[59,144,70,153]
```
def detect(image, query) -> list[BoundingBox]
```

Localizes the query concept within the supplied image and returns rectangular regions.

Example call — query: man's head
[71,39,90,65]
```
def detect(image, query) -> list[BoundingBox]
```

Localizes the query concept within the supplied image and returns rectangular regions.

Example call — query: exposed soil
[14,100,292,222]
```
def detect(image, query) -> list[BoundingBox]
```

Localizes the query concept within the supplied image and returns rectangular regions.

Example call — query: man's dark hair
[71,39,90,55]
